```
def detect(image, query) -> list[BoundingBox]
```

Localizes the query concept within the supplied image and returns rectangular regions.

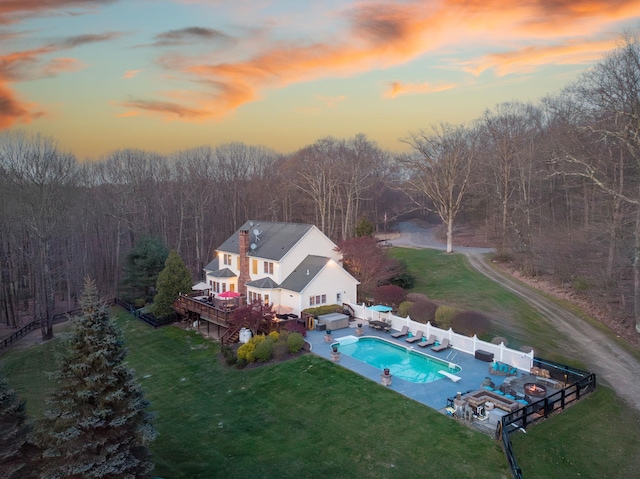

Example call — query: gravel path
[387,221,640,411]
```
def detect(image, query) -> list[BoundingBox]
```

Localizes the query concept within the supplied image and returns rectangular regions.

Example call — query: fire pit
[524,382,547,398]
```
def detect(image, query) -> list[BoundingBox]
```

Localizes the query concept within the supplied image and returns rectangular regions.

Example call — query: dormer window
[223,253,232,266]
[264,261,274,275]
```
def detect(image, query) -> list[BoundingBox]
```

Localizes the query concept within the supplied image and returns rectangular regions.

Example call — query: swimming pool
[337,336,461,383]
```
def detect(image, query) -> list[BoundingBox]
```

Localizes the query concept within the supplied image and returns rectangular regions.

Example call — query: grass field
[389,248,574,358]
[2,247,640,478]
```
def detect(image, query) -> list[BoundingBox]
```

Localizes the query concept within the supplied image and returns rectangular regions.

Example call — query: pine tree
[0,373,36,478]
[37,277,156,478]
[152,250,192,317]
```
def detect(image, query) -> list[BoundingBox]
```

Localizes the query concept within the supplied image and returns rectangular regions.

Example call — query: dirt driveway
[387,221,640,411]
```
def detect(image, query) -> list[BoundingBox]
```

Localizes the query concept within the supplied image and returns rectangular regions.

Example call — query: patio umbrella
[273,305,293,315]
[218,290,241,299]
[368,304,393,312]
[192,281,210,291]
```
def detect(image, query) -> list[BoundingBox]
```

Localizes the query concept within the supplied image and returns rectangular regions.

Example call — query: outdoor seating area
[369,320,391,332]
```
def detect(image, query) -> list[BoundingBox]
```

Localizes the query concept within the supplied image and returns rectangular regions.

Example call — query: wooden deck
[174,295,233,327]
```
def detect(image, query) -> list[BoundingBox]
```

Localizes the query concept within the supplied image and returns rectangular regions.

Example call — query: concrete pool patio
[305,321,520,413]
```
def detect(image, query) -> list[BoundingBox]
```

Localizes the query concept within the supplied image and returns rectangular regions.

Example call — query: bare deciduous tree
[400,123,477,253]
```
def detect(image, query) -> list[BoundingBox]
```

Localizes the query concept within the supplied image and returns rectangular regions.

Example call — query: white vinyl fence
[348,302,534,372]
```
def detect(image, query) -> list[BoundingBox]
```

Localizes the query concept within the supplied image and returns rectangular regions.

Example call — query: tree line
[2,35,640,337]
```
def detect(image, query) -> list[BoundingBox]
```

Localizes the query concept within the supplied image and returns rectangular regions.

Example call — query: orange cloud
[385,80,459,98]
[122,69,143,79]
[124,1,640,121]
[461,39,618,77]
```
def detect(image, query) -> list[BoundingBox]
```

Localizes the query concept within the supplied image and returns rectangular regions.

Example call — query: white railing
[348,302,534,372]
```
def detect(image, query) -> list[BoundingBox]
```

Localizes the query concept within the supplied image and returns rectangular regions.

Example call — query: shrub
[237,342,256,362]
[254,337,276,362]
[285,321,307,337]
[389,272,415,289]
[396,301,413,318]
[303,304,342,317]
[273,340,289,360]
[452,310,491,336]
[373,284,406,306]
[406,292,429,302]
[287,332,305,353]
[268,331,280,341]
[236,358,247,369]
[434,305,458,330]
[221,344,237,366]
[409,299,438,324]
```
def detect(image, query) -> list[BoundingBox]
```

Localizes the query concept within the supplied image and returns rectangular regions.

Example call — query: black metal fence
[498,358,596,479]
[0,308,82,353]
[114,298,177,328]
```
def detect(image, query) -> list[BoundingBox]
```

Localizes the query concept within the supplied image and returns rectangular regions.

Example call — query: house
[203,221,359,316]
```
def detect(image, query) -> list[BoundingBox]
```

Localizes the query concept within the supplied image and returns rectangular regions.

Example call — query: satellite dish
[249,221,254,227]
[253,228,260,236]
[250,243,257,250]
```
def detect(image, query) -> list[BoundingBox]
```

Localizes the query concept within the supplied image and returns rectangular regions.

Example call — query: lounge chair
[405,330,424,343]
[431,338,451,352]
[390,325,409,338]
[417,334,437,348]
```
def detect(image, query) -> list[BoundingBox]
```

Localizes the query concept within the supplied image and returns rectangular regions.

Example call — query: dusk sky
[3,0,640,160]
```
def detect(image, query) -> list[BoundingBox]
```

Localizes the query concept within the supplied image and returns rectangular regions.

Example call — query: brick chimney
[238,229,250,295]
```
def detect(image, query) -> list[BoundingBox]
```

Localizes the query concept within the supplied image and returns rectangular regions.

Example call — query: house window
[223,254,231,266]
[336,292,342,303]
[222,283,226,293]
[264,261,274,275]
[237,257,240,269]
[264,294,269,305]
[230,284,235,292]
[252,259,258,275]
[311,294,326,306]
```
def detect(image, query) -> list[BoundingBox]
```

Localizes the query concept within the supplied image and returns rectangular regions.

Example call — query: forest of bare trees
[3,36,640,338]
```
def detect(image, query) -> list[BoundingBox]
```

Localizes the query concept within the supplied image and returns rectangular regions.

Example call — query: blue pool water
[337,336,461,383]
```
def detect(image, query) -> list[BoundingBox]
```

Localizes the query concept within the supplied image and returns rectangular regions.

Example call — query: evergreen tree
[37,277,156,478]
[0,373,37,478]
[354,216,375,237]
[152,250,192,317]
[120,236,169,303]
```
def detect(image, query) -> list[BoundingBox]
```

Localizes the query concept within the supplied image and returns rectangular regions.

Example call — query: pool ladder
[446,351,458,362]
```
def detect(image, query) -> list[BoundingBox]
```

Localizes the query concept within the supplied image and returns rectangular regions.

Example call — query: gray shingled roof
[279,255,330,292]
[207,268,236,278]
[217,221,314,261]
[246,277,280,289]
[203,257,219,272]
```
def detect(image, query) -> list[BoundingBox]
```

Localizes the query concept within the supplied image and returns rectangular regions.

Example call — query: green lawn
[2,315,508,479]
[389,248,573,359]
[2,247,640,478]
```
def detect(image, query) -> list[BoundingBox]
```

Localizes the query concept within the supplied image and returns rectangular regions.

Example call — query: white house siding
[300,260,358,309]
[278,226,340,281]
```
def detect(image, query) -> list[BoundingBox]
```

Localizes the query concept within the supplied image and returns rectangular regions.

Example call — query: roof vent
[306,269,309,275]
